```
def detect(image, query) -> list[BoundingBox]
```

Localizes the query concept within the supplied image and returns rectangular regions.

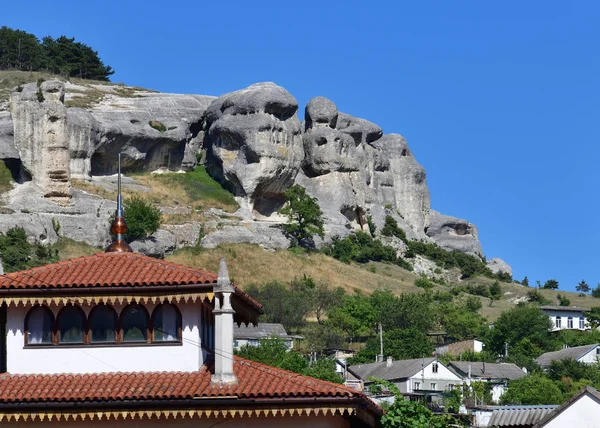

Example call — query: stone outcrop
[426,210,483,258]
[203,82,304,219]
[486,258,513,276]
[10,81,71,204]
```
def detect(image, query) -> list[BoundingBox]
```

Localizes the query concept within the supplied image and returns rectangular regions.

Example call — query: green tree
[236,337,342,383]
[465,295,483,312]
[576,280,590,297]
[501,374,564,405]
[116,196,162,243]
[584,307,600,330]
[522,276,529,287]
[489,281,502,306]
[0,227,58,272]
[592,284,600,299]
[373,379,460,428]
[279,185,324,248]
[327,291,377,340]
[543,279,559,290]
[557,293,571,307]
[381,215,407,243]
[351,328,434,363]
[438,302,487,342]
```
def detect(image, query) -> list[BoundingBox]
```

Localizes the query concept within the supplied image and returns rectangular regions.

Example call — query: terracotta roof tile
[0,358,365,404]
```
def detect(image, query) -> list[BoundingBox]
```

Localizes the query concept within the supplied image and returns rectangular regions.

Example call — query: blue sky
[3,1,599,292]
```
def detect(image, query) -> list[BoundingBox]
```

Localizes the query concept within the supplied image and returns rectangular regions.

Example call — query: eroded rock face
[204,83,304,218]
[487,258,513,277]
[10,81,71,204]
[426,210,483,258]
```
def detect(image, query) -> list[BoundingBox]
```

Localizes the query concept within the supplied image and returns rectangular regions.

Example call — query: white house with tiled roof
[0,181,381,427]
[539,305,591,332]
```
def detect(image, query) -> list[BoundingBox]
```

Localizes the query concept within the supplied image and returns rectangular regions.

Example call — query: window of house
[567,317,573,329]
[152,304,181,342]
[57,305,85,343]
[414,382,420,390]
[120,304,149,342]
[89,305,117,343]
[430,383,437,390]
[555,316,561,329]
[448,384,454,390]
[25,305,54,345]
[580,317,585,329]
[432,363,439,373]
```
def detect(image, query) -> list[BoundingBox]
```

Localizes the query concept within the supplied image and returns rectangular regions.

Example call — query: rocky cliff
[0,74,510,273]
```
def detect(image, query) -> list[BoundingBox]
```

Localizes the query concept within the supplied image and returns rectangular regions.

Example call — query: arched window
[152,304,181,342]
[555,316,562,329]
[25,305,54,345]
[120,304,149,342]
[580,317,586,330]
[567,317,573,329]
[89,305,117,343]
[57,305,85,343]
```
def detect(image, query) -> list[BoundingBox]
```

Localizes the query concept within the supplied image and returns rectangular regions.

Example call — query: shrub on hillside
[0,227,58,272]
[113,196,162,243]
[380,215,407,243]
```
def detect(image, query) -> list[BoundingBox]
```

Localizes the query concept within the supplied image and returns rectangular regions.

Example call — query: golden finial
[106,153,132,253]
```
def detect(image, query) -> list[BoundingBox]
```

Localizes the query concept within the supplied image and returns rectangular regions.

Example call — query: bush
[557,293,571,306]
[114,196,162,243]
[148,120,167,132]
[279,185,324,248]
[414,275,433,291]
[592,284,600,298]
[526,289,552,305]
[381,215,407,243]
[0,227,58,272]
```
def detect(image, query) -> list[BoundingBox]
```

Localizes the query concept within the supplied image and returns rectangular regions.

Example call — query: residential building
[233,322,301,351]
[449,362,526,403]
[535,343,600,369]
[539,305,590,331]
[348,357,463,402]
[533,386,600,427]
[436,339,484,356]
[0,188,381,426]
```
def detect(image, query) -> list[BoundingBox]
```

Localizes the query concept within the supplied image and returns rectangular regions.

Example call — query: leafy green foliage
[592,284,600,298]
[438,301,487,342]
[526,289,552,305]
[584,307,600,330]
[115,196,162,243]
[465,295,483,312]
[489,281,502,305]
[367,214,376,236]
[148,120,167,132]
[235,337,342,383]
[557,293,571,307]
[351,327,434,363]
[484,304,552,360]
[522,276,529,287]
[0,27,114,80]
[501,374,564,405]
[323,232,413,271]
[373,379,461,428]
[279,185,324,247]
[414,275,434,291]
[0,227,58,272]
[576,280,590,296]
[543,279,559,290]
[381,215,407,243]
[405,240,501,280]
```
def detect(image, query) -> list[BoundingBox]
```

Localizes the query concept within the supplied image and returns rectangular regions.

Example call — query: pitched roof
[533,387,600,427]
[539,305,590,312]
[535,344,599,368]
[349,358,437,382]
[449,362,526,380]
[486,405,558,427]
[0,252,217,289]
[234,323,295,340]
[0,357,372,406]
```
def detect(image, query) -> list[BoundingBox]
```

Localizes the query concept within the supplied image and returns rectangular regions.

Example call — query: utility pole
[379,322,383,363]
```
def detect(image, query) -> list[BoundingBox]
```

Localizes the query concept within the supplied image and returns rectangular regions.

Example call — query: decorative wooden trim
[0,293,214,308]
[0,406,356,422]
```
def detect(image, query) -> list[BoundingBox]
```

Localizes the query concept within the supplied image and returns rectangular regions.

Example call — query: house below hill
[540,306,590,331]
[448,362,526,403]
[233,322,301,351]
[535,344,600,369]
[533,386,600,427]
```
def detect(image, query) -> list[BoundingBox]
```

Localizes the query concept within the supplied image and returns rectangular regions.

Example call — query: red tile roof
[0,252,217,289]
[0,357,368,405]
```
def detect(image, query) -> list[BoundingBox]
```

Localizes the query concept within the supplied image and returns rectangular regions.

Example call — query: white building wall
[542,393,600,427]
[543,310,589,331]
[578,346,600,364]
[7,302,204,374]
[474,340,484,353]
[408,361,463,393]
[491,384,506,403]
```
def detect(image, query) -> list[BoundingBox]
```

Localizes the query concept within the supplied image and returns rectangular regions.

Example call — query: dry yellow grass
[54,238,103,261]
[166,243,420,293]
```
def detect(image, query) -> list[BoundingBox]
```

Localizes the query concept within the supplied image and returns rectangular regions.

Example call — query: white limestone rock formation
[426,210,483,258]
[203,82,304,219]
[486,257,513,277]
[10,80,71,204]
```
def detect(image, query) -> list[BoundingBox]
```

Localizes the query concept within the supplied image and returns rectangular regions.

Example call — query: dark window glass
[26,306,54,344]
[58,306,85,343]
[121,305,148,342]
[153,304,180,342]
[90,305,117,343]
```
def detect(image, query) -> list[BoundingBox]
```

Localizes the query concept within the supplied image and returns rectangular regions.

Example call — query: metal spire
[106,153,132,253]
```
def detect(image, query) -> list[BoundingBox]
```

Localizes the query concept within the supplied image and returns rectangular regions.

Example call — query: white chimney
[386,356,393,367]
[211,258,237,385]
